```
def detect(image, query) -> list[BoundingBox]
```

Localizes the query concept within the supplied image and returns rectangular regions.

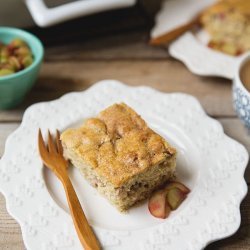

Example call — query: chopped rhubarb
[148,181,190,219]
[164,181,190,194]
[148,190,169,219]
[167,187,186,210]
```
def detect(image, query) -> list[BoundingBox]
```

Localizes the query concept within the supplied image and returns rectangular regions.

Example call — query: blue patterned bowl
[233,53,250,129]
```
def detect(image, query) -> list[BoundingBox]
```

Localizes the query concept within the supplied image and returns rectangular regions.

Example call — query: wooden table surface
[0,7,250,249]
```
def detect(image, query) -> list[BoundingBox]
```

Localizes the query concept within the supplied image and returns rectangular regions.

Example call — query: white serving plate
[169,31,245,79]
[0,80,248,250]
[151,0,247,79]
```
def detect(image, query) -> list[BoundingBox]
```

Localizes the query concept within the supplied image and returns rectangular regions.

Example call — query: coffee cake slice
[61,103,176,211]
[200,0,250,56]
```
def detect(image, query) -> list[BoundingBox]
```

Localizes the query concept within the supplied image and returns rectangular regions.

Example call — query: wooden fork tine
[47,130,57,153]
[56,130,63,155]
[38,128,100,249]
[38,129,48,156]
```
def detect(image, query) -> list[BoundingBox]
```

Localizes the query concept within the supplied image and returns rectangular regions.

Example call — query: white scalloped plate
[151,0,247,79]
[0,80,248,250]
[169,31,246,79]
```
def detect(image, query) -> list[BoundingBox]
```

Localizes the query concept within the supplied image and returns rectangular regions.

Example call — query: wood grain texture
[0,123,19,156]
[0,59,234,122]
[0,193,25,250]
[38,60,234,117]
[45,31,169,61]
[0,5,250,248]
[220,119,250,183]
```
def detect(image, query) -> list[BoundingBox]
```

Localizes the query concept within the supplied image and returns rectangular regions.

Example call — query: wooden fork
[38,129,101,250]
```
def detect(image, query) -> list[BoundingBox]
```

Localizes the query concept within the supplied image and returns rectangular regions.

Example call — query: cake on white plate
[200,0,250,56]
[61,103,177,211]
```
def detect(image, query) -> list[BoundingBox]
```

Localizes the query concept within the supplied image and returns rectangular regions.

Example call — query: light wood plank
[0,193,25,250]
[45,31,168,61]
[220,118,250,182]
[38,61,234,117]
[0,111,23,123]
[0,60,234,122]
[0,124,19,157]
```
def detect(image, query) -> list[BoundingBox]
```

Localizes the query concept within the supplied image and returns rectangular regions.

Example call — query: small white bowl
[233,53,250,129]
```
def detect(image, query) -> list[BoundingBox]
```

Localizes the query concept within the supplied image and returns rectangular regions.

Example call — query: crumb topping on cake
[200,0,250,55]
[61,103,176,187]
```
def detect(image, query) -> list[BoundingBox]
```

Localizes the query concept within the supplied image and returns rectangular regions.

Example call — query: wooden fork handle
[150,16,200,46]
[60,174,101,250]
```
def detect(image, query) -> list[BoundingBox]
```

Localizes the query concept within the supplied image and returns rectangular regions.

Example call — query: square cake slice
[200,0,250,55]
[61,103,176,211]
